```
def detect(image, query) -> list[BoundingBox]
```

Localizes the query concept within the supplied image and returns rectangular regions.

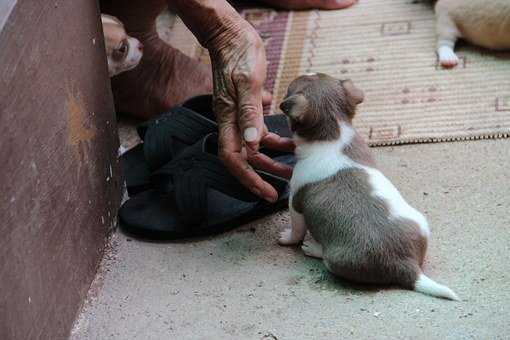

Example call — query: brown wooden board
[0,1,120,339]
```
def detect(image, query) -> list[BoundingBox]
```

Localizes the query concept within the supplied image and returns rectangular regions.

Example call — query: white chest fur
[290,122,356,196]
[290,123,430,238]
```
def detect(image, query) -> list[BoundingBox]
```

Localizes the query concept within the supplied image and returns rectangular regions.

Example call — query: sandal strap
[151,133,288,227]
[181,95,215,120]
[138,106,217,171]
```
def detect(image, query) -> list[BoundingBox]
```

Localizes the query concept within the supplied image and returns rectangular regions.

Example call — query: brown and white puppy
[434,0,510,67]
[278,73,459,300]
[101,14,143,77]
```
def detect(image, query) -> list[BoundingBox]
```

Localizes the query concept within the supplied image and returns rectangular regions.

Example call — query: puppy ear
[101,14,123,27]
[279,93,308,120]
[342,79,364,106]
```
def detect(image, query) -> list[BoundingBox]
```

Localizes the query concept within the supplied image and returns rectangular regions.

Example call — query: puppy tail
[414,273,460,301]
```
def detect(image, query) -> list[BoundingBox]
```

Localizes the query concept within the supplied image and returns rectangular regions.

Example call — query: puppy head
[279,73,364,142]
[101,14,143,77]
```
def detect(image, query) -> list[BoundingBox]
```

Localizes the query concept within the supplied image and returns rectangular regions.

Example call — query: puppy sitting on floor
[434,0,510,68]
[278,73,459,300]
[101,14,143,77]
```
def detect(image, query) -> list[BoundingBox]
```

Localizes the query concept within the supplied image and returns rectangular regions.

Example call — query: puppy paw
[438,46,459,68]
[278,229,299,246]
[301,240,323,259]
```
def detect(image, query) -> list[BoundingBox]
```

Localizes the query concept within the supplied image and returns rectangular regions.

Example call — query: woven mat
[155,0,510,146]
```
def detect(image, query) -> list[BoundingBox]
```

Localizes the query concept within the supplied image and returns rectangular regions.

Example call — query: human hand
[207,20,294,202]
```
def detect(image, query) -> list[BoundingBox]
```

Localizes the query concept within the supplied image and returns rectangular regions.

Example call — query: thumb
[237,82,265,151]
[262,89,273,106]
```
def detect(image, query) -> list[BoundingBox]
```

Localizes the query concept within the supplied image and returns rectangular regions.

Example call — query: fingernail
[244,127,258,142]
[265,194,277,203]
[251,187,262,197]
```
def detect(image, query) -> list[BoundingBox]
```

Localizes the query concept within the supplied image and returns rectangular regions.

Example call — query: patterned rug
[155,0,510,146]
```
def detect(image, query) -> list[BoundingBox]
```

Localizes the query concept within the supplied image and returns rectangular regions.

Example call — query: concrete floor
[71,139,510,340]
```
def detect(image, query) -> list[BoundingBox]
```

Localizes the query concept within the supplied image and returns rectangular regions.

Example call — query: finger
[234,46,267,151]
[218,121,278,202]
[261,132,296,153]
[248,151,293,179]
[262,89,272,106]
[221,150,279,202]
[236,79,265,151]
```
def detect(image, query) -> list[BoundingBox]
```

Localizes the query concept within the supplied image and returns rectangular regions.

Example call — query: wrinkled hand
[207,21,294,202]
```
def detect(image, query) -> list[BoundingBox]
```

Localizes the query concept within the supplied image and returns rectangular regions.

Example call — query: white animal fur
[415,273,459,301]
[289,122,430,238]
[100,15,120,26]
[124,37,143,70]
[301,238,324,259]
[437,46,460,67]
[278,206,307,245]
[101,14,143,77]
[435,0,510,67]
[279,120,458,300]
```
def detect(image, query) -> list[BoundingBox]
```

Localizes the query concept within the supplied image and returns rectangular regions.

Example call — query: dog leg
[435,4,461,68]
[301,238,323,259]
[278,206,307,245]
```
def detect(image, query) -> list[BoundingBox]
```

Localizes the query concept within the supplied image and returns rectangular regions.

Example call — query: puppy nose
[280,99,292,114]
[138,42,144,51]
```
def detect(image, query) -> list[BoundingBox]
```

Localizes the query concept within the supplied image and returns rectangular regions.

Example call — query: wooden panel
[0,0,120,339]
[0,0,16,30]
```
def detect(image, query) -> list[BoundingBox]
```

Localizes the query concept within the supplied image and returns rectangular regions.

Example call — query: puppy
[278,73,459,300]
[434,0,510,68]
[101,14,143,77]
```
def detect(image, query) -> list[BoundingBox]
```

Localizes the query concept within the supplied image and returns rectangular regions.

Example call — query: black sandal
[118,95,295,240]
[119,133,292,239]
[121,95,292,195]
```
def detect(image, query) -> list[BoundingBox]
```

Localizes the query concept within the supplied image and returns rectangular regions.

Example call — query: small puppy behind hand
[278,73,459,300]
[101,14,143,77]
[434,0,510,68]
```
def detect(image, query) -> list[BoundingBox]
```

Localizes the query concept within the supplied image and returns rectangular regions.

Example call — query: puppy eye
[118,40,128,54]
[112,40,129,61]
